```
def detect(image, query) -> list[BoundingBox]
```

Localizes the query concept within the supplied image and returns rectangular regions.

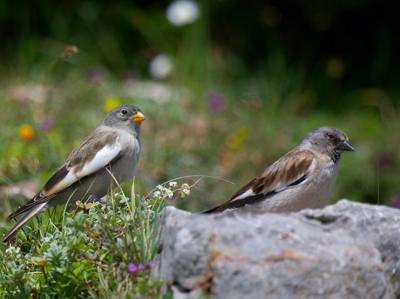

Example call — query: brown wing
[7,130,120,220]
[250,149,315,195]
[203,149,315,213]
[40,130,119,196]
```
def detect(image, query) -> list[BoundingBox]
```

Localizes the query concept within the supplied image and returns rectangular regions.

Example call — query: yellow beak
[131,111,145,123]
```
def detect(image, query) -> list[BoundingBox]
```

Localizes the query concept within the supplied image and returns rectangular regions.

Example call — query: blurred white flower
[149,54,173,79]
[11,84,49,103]
[124,79,191,104]
[180,183,191,198]
[5,246,20,255]
[154,185,174,199]
[166,189,174,199]
[168,181,178,188]
[166,0,200,26]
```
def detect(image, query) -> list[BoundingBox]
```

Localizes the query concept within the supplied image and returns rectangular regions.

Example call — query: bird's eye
[121,109,128,115]
[326,133,340,143]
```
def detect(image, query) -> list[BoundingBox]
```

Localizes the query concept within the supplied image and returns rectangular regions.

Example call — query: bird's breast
[110,132,141,183]
[304,161,338,206]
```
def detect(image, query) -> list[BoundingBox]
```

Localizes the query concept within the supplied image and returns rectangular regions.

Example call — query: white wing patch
[44,171,79,195]
[74,139,122,177]
[231,157,317,202]
[231,188,255,201]
[43,138,122,196]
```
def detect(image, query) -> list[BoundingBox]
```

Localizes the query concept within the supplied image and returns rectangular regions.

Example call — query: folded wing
[203,149,315,213]
[4,130,122,242]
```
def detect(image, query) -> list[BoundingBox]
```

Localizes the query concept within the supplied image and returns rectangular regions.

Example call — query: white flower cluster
[4,245,25,266]
[153,185,174,200]
[180,183,191,198]
[5,246,21,258]
[151,181,192,200]
[168,181,178,188]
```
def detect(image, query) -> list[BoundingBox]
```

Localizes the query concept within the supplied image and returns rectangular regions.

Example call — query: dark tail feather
[201,205,222,214]
[201,193,267,214]
[8,194,54,220]
[7,202,37,220]
[3,202,48,242]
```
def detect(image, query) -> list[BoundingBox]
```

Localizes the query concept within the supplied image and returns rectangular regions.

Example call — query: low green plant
[0,179,192,298]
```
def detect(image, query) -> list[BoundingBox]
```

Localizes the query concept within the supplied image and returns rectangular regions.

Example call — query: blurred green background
[1,0,400,218]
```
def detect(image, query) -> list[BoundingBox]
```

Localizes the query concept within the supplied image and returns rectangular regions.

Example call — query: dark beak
[339,140,354,151]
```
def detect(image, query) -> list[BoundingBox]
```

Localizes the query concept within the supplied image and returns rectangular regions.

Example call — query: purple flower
[147,260,156,269]
[207,92,225,113]
[128,263,138,273]
[40,117,54,131]
[128,261,152,273]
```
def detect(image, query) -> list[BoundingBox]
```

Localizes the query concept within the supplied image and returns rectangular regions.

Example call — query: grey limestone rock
[154,200,400,299]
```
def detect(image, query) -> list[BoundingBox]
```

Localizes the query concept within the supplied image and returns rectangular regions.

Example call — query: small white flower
[181,183,190,190]
[149,54,173,79]
[120,196,129,204]
[180,183,191,197]
[5,246,19,255]
[153,191,161,198]
[168,181,177,188]
[166,189,174,199]
[166,0,200,26]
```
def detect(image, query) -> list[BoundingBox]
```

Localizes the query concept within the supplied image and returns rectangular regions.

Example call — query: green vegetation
[0,185,164,298]
[1,1,400,297]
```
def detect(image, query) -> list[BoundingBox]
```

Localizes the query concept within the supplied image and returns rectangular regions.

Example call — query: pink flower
[207,92,225,112]
[147,260,156,269]
[128,263,138,273]
[128,261,153,273]
[40,117,54,131]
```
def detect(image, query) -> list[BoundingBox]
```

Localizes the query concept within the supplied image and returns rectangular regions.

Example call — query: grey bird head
[303,126,354,162]
[103,105,145,134]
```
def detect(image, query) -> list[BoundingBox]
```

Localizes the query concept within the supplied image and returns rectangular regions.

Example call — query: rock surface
[154,200,400,299]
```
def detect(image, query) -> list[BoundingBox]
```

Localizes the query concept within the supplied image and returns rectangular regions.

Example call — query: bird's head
[104,105,145,133]
[304,126,354,161]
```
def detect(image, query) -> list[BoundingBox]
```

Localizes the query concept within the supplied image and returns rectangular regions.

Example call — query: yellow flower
[226,127,249,151]
[76,200,96,210]
[19,124,34,141]
[32,257,47,266]
[104,97,121,112]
